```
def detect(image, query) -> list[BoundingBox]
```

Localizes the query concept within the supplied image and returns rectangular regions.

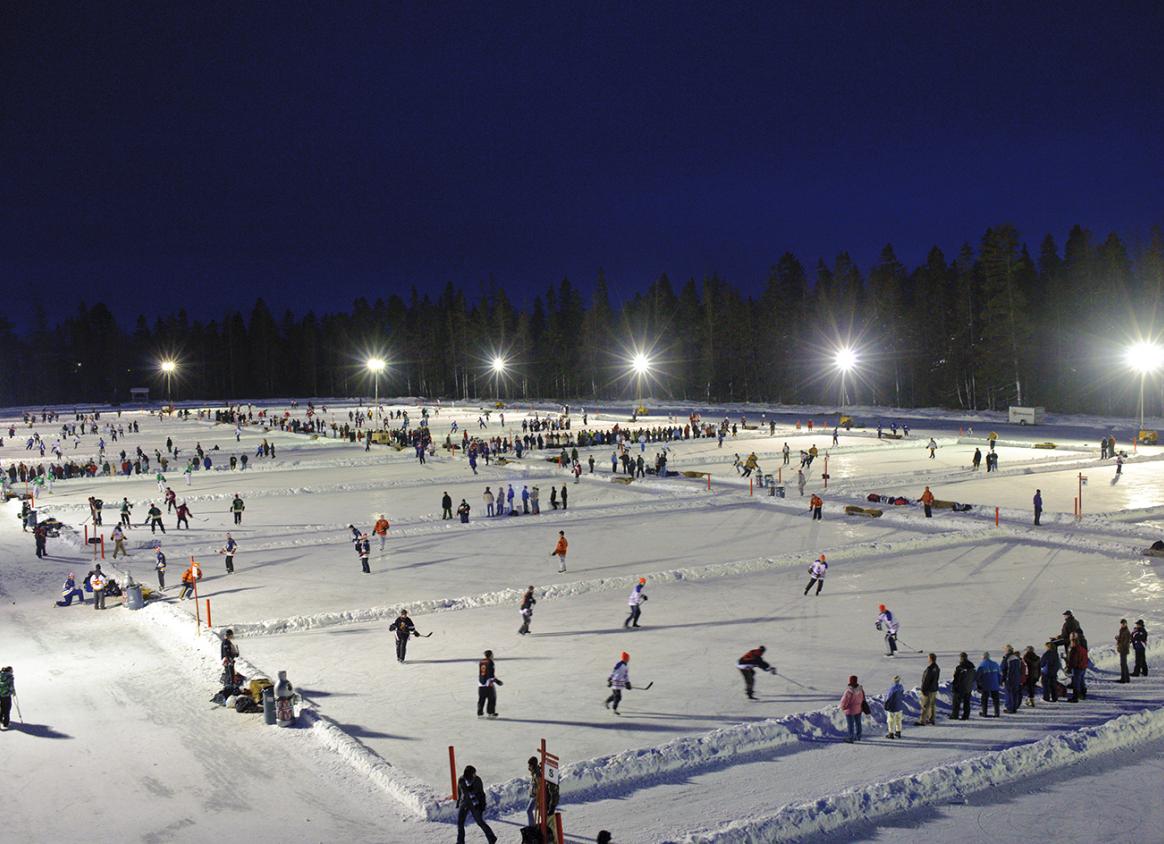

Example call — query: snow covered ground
[3,400,1162,843]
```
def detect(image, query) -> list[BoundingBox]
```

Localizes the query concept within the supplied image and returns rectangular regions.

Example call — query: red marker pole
[448,746,458,802]
[995,507,1000,527]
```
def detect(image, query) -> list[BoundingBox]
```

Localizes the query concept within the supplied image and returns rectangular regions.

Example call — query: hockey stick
[895,637,925,654]
[13,693,23,724]
[419,632,433,638]
[773,670,820,691]
[639,681,654,690]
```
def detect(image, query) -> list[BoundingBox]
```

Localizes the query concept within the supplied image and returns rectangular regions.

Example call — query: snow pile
[675,703,1164,843]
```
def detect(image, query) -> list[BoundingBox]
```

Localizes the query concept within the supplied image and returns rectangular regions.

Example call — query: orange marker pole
[448,746,458,801]
[995,507,1000,527]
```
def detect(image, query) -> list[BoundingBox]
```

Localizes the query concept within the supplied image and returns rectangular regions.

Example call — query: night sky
[3,2,1162,330]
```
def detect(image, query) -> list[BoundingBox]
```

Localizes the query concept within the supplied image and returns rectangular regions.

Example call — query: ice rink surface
[3,400,1162,843]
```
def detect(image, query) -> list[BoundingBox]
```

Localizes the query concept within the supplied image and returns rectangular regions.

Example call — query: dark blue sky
[2,2,1162,329]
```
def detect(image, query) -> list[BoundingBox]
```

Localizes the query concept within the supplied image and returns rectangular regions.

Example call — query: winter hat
[1063,610,1073,615]
[878,604,886,612]
[1136,619,1145,626]
[620,651,630,662]
[848,675,858,685]
[638,577,647,585]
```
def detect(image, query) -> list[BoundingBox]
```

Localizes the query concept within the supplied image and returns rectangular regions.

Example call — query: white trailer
[1008,406,1045,425]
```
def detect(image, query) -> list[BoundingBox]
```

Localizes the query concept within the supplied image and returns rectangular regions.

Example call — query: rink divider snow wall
[672,703,1164,843]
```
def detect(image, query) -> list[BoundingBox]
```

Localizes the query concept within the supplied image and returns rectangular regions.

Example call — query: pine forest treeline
[3,223,1163,417]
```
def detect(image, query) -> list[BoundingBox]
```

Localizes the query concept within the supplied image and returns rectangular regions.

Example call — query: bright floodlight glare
[1126,342,1164,374]
[632,352,651,375]
[834,347,858,372]
[160,360,176,374]
[366,357,386,373]
[491,356,506,373]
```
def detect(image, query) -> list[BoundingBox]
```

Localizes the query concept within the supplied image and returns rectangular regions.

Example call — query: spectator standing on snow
[950,652,975,720]
[457,499,471,523]
[920,485,935,518]
[737,646,775,700]
[441,492,453,520]
[221,629,239,683]
[1067,632,1088,701]
[976,652,1001,717]
[839,675,866,743]
[560,484,568,510]
[90,568,107,610]
[1115,619,1132,683]
[155,548,167,589]
[1132,620,1148,677]
[972,448,982,470]
[1022,646,1041,706]
[803,554,828,596]
[483,487,495,517]
[1040,642,1062,702]
[917,653,939,725]
[455,765,498,844]
[625,578,647,628]
[518,586,536,635]
[525,755,560,829]
[809,493,823,520]
[884,675,904,738]
[1002,645,1023,713]
[1033,489,1043,526]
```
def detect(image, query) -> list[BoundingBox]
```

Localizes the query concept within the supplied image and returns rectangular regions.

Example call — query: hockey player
[230,494,246,525]
[219,534,238,573]
[146,503,165,534]
[809,493,823,520]
[927,438,937,459]
[164,486,177,513]
[56,572,85,606]
[803,554,827,596]
[155,547,167,589]
[737,645,776,699]
[476,650,502,718]
[518,586,536,635]
[0,666,14,729]
[625,578,648,628]
[604,652,632,713]
[373,514,390,552]
[356,533,371,573]
[119,497,133,526]
[178,561,201,600]
[550,530,568,573]
[175,500,193,529]
[388,609,421,662]
[875,604,900,656]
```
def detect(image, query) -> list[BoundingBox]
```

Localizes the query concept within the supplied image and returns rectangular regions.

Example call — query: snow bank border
[674,704,1164,843]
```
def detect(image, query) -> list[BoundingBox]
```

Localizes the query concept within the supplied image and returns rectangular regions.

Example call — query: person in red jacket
[737,646,776,700]
[1067,632,1088,702]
